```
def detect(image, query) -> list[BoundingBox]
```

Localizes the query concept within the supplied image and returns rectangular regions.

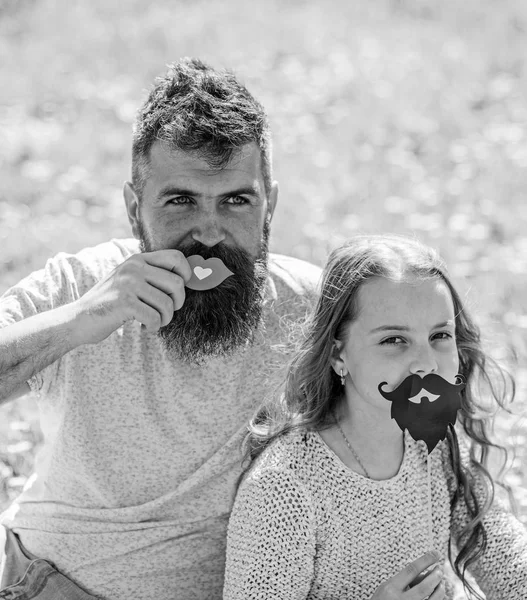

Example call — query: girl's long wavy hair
[245,234,516,599]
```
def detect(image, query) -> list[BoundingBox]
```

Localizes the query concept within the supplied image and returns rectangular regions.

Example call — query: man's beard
[378,373,465,454]
[138,220,270,364]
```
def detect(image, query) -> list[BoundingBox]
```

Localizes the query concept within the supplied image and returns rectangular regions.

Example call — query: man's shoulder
[65,238,140,267]
[52,238,140,284]
[268,253,322,298]
[0,239,141,325]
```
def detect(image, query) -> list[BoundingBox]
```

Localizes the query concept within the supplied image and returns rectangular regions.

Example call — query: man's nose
[409,344,438,375]
[191,211,226,247]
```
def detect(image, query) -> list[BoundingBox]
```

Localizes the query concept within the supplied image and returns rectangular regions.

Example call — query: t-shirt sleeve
[446,438,527,598]
[0,239,136,331]
[223,466,316,600]
[0,252,94,324]
[0,252,98,393]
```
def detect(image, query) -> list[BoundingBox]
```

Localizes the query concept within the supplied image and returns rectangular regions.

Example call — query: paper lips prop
[378,373,465,453]
[185,255,234,291]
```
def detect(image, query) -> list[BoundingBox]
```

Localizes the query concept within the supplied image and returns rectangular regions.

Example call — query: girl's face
[333,276,460,414]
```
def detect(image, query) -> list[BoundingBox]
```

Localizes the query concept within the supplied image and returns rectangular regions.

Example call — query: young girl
[223,235,527,600]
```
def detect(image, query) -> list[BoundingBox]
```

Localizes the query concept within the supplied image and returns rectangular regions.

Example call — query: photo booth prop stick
[185,255,234,291]
[378,373,465,454]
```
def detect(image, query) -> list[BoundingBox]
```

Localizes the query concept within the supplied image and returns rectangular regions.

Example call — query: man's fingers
[135,281,178,328]
[394,551,441,589]
[141,249,192,283]
[131,297,165,332]
[128,251,190,314]
[143,265,187,312]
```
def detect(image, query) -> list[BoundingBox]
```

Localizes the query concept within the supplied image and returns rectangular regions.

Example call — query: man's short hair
[132,57,273,200]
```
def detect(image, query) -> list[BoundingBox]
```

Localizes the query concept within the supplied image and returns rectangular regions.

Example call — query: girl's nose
[409,345,438,375]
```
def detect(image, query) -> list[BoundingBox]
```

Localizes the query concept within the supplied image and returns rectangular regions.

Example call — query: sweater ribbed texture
[224,429,527,599]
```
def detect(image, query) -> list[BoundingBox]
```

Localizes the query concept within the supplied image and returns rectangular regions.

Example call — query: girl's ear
[330,339,346,377]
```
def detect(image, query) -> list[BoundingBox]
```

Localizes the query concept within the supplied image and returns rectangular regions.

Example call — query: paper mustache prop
[185,255,234,291]
[378,373,465,453]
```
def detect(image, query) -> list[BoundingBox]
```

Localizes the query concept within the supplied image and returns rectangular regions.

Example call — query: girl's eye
[380,336,406,346]
[431,331,454,341]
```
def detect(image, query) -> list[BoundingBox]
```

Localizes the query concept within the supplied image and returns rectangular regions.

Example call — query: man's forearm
[0,302,84,404]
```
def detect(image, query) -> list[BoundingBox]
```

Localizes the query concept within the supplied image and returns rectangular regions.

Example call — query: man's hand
[0,250,192,404]
[370,552,445,600]
[74,250,192,346]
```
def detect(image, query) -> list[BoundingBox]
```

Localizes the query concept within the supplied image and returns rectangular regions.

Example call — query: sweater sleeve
[447,440,527,598]
[223,465,317,600]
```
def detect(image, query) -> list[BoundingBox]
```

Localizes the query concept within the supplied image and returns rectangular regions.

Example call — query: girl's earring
[340,370,346,386]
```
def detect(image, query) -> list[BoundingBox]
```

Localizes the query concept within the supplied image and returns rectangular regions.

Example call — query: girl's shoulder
[245,428,321,484]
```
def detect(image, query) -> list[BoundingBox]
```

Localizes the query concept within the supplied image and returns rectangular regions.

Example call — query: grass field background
[0,0,526,557]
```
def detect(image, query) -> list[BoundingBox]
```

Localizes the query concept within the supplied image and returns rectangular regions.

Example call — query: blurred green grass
[0,0,526,536]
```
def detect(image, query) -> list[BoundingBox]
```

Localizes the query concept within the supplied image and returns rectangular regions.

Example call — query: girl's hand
[370,552,445,600]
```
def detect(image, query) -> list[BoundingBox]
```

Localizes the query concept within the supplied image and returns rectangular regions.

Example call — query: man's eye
[226,196,248,205]
[169,197,192,205]
[380,336,405,346]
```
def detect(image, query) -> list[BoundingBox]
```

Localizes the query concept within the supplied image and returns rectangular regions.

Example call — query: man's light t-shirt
[0,239,321,600]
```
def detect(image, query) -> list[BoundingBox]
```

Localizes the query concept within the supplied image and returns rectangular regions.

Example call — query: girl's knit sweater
[224,429,527,599]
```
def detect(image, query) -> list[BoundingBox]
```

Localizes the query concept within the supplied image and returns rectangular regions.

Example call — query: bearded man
[0,58,321,600]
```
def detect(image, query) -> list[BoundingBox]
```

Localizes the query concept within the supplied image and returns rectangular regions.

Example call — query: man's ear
[123,182,141,239]
[267,180,279,221]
